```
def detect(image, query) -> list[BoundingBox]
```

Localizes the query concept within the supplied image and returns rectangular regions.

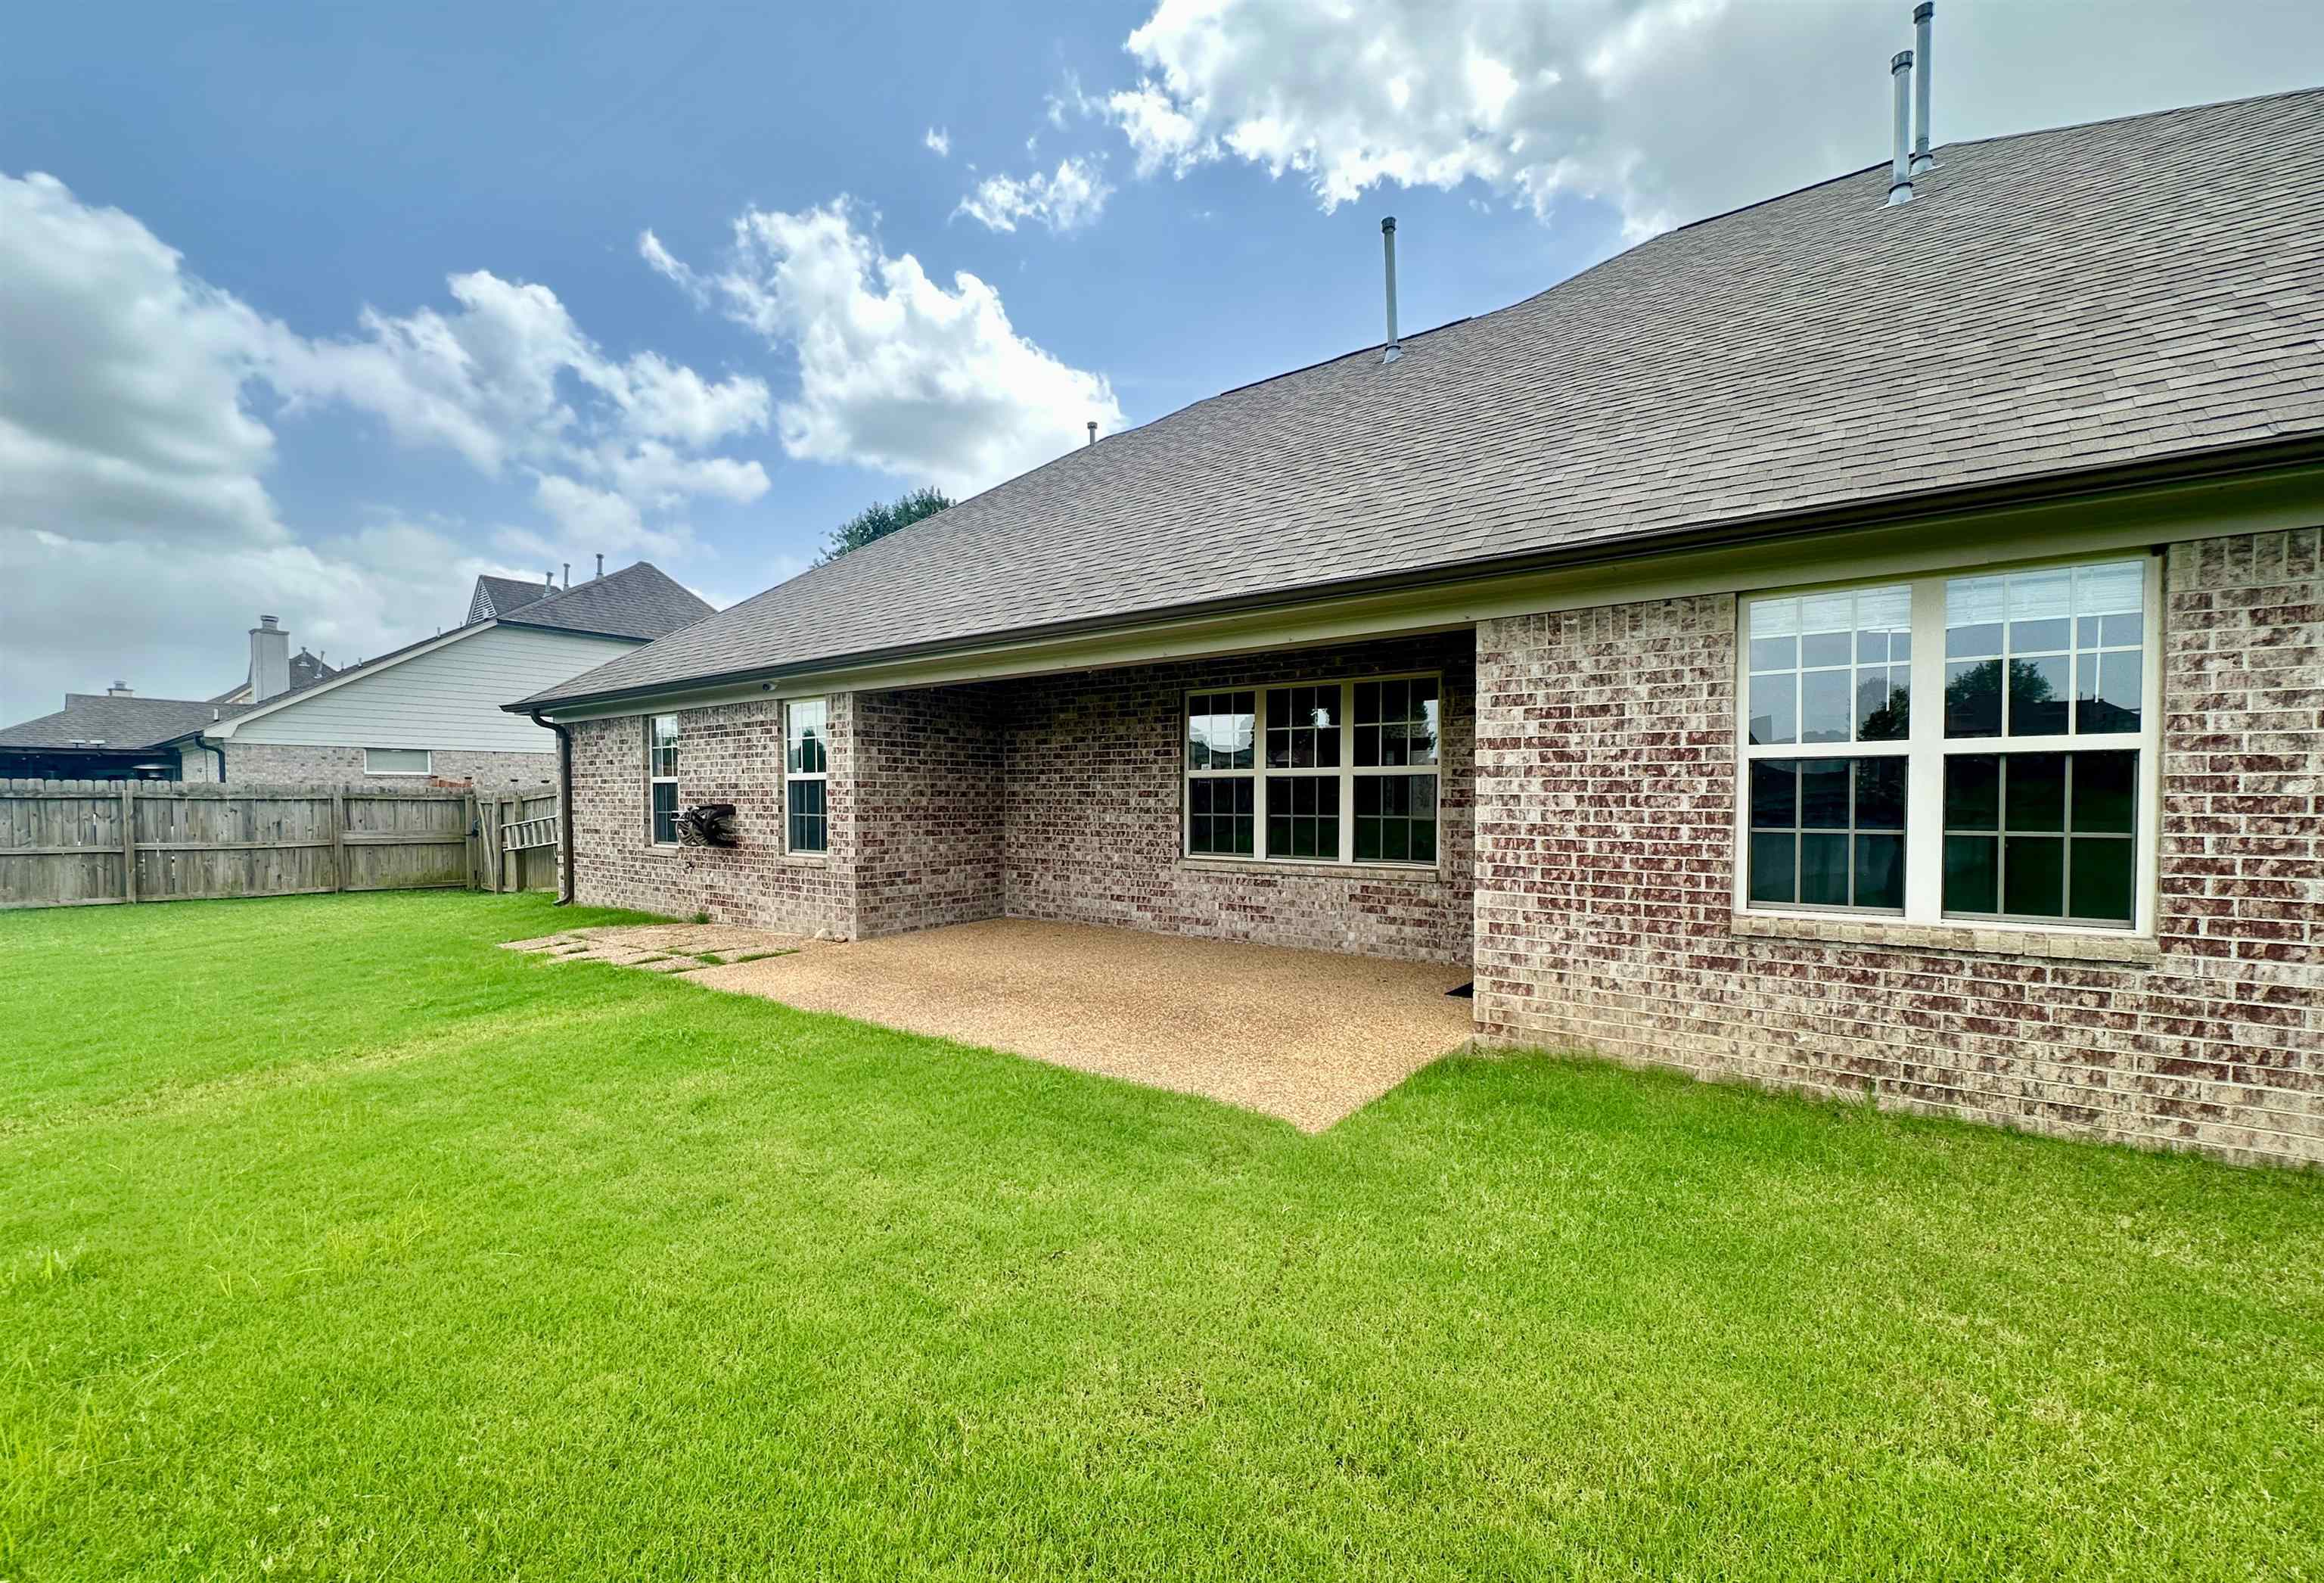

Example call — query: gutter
[507,430,2324,717]
[529,711,576,906]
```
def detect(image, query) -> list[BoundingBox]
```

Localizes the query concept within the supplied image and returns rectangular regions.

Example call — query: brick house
[517,92,2323,1168]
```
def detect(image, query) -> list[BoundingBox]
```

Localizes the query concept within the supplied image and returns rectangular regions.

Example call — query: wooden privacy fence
[475,791,562,894]
[0,779,558,910]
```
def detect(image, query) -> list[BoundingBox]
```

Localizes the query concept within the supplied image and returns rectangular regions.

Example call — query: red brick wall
[853,686,1005,938]
[999,634,1475,963]
[1473,527,2321,1168]
[567,697,856,935]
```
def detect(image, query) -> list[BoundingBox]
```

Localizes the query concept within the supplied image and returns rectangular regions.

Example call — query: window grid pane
[1353,676,1440,767]
[1265,774,1340,860]
[1188,776,1254,856]
[1939,750,2136,926]
[1265,686,1341,770]
[787,776,828,853]
[1353,774,1437,864]
[1746,586,1910,746]
[1746,757,1906,912]
[1187,691,1255,772]
[1944,561,2143,739]
[648,715,680,843]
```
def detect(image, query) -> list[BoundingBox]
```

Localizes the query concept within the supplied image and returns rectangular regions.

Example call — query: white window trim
[647,714,680,847]
[1732,552,2164,937]
[1182,670,1444,870]
[783,698,830,855]
[363,748,433,776]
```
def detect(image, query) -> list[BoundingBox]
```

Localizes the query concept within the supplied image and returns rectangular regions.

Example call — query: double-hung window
[1185,674,1440,866]
[1740,555,2158,931]
[785,699,828,853]
[648,714,680,844]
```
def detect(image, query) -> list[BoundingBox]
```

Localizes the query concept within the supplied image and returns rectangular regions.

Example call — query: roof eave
[509,430,2324,715]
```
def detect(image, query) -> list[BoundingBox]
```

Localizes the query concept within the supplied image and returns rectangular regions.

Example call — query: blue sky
[3,0,2319,720]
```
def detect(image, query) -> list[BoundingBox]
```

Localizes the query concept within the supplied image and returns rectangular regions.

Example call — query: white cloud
[0,170,769,721]
[955,156,1115,234]
[0,173,281,549]
[1095,0,2324,238]
[265,269,770,484]
[924,126,952,157]
[640,201,1121,498]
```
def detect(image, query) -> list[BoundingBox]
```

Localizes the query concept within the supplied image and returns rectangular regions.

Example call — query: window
[648,714,679,844]
[1739,556,2158,931]
[785,699,828,853]
[364,748,431,776]
[1185,674,1440,866]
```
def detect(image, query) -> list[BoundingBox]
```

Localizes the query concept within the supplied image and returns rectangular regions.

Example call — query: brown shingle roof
[521,88,2324,711]
[0,695,247,750]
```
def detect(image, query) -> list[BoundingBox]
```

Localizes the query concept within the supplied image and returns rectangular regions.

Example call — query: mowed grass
[2,894,2319,1580]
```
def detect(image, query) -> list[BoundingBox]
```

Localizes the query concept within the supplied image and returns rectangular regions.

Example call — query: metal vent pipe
[1911,3,1936,173]
[1887,51,1915,206]
[1381,217,1401,363]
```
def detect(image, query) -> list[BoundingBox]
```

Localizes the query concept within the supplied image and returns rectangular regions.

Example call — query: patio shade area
[691,919,1476,1130]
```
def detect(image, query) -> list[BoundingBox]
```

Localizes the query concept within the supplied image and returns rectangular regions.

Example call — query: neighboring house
[514,90,2324,1168]
[0,685,248,783]
[0,562,713,785]
[208,640,340,706]
[191,563,713,785]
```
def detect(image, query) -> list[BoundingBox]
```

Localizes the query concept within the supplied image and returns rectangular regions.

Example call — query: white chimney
[250,614,291,701]
[1380,216,1401,363]
[107,680,133,698]
[1887,51,1915,206]
[1911,3,1936,173]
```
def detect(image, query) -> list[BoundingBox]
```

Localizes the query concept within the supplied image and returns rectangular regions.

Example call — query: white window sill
[778,851,831,868]
[1731,910,2160,964]
[1176,856,1444,884]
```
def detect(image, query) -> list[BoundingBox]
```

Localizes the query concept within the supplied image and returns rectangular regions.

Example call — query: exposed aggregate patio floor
[506,917,1474,1130]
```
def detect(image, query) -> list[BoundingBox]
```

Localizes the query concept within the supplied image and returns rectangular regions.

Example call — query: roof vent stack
[1911,3,1936,173]
[561,562,570,589]
[1086,420,1097,446]
[595,553,604,580]
[107,680,132,698]
[1380,216,1401,364]
[1887,51,1915,205]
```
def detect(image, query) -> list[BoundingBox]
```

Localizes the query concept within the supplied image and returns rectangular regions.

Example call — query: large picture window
[1739,555,2159,930]
[648,714,680,844]
[1185,674,1440,866]
[785,699,829,853]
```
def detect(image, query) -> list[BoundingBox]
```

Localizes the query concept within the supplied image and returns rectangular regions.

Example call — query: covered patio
[515,917,1476,1129]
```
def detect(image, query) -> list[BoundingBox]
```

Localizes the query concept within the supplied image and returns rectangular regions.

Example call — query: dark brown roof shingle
[522,88,2324,710]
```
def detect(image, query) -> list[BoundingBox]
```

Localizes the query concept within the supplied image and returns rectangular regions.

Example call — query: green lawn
[2,893,2318,1580]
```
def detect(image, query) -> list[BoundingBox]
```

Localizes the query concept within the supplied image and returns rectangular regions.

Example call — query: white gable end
[227,626,640,751]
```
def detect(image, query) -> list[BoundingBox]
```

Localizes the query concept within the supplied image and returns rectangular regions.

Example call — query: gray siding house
[514,91,2324,1167]
[2,562,713,785]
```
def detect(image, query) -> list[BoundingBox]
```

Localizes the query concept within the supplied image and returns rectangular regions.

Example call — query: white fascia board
[209,620,497,738]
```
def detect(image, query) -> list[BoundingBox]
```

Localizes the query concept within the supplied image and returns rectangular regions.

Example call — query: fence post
[331,789,349,893]
[120,782,138,904]
[464,791,481,891]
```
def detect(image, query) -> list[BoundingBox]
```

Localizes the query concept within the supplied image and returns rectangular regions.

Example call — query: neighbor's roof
[522,88,2324,711]
[0,695,247,751]
[209,560,719,734]
[468,574,555,623]
[496,561,714,642]
[207,648,340,704]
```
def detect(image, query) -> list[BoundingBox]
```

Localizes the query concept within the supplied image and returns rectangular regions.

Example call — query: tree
[818,487,953,563]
